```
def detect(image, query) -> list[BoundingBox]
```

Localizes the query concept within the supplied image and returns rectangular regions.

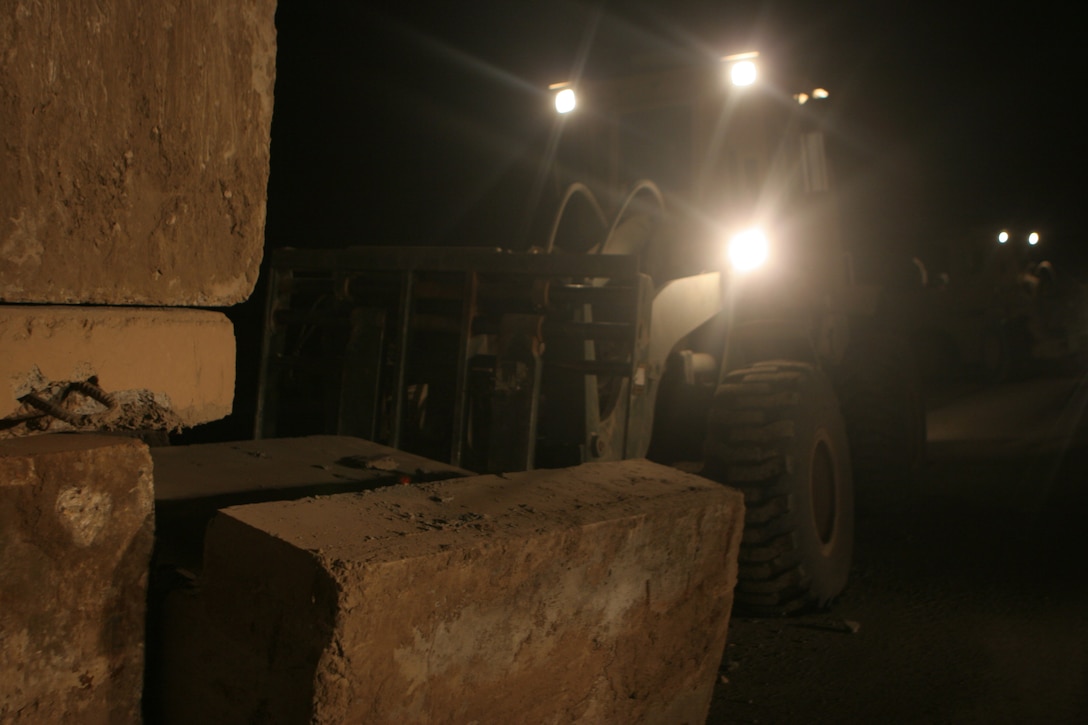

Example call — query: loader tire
[835,332,927,493]
[703,361,854,616]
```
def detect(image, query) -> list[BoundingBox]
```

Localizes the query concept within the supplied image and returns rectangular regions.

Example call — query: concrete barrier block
[157,458,744,724]
[150,435,472,571]
[0,0,276,305]
[0,434,155,723]
[0,306,235,435]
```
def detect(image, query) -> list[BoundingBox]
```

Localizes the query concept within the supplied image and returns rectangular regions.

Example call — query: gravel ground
[707,377,1088,724]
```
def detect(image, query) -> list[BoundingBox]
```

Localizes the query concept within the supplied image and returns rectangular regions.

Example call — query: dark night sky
[265,0,1085,269]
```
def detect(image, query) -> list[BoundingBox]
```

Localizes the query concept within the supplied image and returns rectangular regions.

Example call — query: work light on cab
[551,83,576,114]
[723,51,759,87]
[727,228,770,272]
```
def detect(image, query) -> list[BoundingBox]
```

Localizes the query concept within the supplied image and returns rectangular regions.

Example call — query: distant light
[812,88,830,99]
[998,230,1009,244]
[727,228,769,272]
[730,60,758,87]
[554,87,576,114]
[794,92,810,105]
[1028,231,1040,245]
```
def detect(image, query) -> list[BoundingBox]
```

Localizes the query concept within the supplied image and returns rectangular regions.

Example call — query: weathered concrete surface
[153,435,472,505]
[155,458,744,724]
[0,434,155,723]
[0,0,276,305]
[151,435,471,570]
[0,306,235,435]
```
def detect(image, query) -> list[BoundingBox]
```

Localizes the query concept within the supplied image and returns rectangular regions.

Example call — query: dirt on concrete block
[150,435,472,571]
[0,434,155,724]
[0,306,235,435]
[154,458,744,724]
[0,0,276,306]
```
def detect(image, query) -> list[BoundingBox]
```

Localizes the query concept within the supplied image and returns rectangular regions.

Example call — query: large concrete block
[157,458,744,724]
[0,306,235,436]
[151,435,472,570]
[0,0,276,305]
[0,434,155,723]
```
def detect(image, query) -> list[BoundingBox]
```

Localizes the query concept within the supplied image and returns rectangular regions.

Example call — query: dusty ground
[707,375,1088,724]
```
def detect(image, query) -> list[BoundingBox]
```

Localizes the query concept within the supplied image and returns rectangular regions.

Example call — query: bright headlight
[998,230,1009,244]
[1028,231,1040,246]
[727,228,769,272]
[554,87,576,114]
[723,51,759,88]
[730,60,757,87]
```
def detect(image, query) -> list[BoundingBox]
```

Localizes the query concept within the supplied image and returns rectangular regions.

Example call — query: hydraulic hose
[544,182,608,254]
[598,180,666,256]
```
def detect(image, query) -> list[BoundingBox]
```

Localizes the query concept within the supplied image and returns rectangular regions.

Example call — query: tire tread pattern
[704,360,850,616]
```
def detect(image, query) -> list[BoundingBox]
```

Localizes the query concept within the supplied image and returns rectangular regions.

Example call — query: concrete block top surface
[217,458,743,567]
[0,430,144,462]
[0,306,235,434]
[151,436,474,571]
[0,0,277,305]
[152,435,472,503]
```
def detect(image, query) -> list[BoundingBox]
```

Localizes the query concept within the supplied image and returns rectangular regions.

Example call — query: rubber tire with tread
[703,361,854,616]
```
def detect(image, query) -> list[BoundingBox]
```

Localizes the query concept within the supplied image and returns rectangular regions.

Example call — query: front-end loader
[255,51,924,615]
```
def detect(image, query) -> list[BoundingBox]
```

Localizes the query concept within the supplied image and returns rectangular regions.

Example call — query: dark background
[267,0,1084,261]
[186,0,1085,441]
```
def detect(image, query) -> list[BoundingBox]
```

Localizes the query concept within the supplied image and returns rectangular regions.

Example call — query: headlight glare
[727,228,769,272]
[723,51,759,88]
[554,87,576,114]
[730,60,757,87]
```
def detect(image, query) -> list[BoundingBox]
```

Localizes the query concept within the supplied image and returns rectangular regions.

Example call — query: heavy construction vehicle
[254,52,924,615]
